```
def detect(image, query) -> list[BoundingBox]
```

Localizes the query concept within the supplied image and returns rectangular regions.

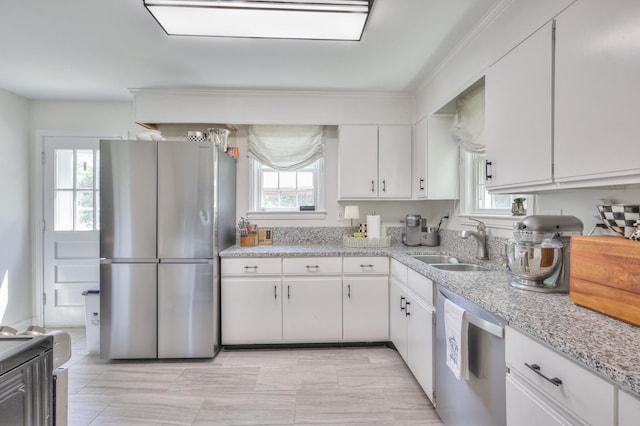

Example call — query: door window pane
[55,191,74,231]
[53,148,100,231]
[76,150,94,189]
[56,150,74,189]
[75,191,94,230]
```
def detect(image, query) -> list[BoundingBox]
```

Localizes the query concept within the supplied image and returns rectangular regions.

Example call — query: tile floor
[63,328,443,425]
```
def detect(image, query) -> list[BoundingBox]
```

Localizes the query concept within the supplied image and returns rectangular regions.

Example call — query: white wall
[0,89,32,327]
[30,100,143,138]
[231,125,453,229]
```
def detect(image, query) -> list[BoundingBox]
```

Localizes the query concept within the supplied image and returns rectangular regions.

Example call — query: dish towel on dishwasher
[444,298,469,380]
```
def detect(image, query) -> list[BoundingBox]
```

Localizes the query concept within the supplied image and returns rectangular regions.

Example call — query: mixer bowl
[505,239,563,283]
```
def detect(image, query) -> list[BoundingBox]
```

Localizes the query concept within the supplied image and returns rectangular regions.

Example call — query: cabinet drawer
[343,257,389,274]
[390,259,407,283]
[407,268,433,307]
[282,257,342,275]
[505,327,614,425]
[221,258,282,275]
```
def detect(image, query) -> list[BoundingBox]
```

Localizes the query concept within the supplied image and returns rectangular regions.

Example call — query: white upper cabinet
[554,0,640,186]
[485,21,554,191]
[426,115,459,199]
[339,125,412,199]
[338,125,379,199]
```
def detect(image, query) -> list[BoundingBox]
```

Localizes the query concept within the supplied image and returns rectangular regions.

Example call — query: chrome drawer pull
[360,264,374,269]
[305,265,320,271]
[243,266,258,271]
[525,363,562,387]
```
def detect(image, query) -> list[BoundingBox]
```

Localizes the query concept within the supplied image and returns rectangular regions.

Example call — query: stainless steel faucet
[461,218,489,260]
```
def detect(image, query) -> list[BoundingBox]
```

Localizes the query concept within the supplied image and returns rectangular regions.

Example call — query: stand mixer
[505,215,583,293]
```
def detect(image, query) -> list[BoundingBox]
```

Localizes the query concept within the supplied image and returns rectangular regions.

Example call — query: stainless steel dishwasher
[435,284,507,426]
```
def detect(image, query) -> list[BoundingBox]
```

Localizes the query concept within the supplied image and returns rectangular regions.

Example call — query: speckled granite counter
[220,243,640,396]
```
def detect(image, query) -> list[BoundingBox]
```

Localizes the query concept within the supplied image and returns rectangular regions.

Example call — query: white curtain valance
[450,85,485,154]
[247,125,324,171]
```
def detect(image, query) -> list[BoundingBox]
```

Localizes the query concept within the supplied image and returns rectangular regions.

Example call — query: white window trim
[247,157,326,220]
[459,151,535,225]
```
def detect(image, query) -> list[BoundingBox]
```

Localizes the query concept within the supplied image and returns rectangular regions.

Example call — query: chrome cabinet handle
[360,264,374,269]
[405,300,411,317]
[244,266,258,272]
[287,285,290,299]
[400,296,406,311]
[485,160,493,180]
[382,179,386,192]
[419,178,424,191]
[525,363,562,387]
[274,285,277,300]
[347,284,351,299]
[371,180,375,192]
[306,265,320,271]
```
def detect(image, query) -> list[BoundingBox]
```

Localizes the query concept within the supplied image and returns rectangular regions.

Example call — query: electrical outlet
[338,209,345,220]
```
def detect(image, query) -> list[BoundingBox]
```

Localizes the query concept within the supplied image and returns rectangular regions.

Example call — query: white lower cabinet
[221,277,282,344]
[619,389,640,426]
[389,259,434,403]
[282,277,342,342]
[505,326,615,425]
[506,373,572,426]
[343,276,389,341]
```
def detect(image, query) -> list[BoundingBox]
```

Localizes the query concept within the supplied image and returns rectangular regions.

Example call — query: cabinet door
[427,115,459,199]
[282,277,342,341]
[338,125,378,199]
[619,390,640,426]
[378,126,412,198]
[412,118,427,199]
[555,0,640,184]
[389,278,408,362]
[485,21,554,189]
[506,373,573,426]
[221,278,282,344]
[406,297,434,403]
[343,276,389,341]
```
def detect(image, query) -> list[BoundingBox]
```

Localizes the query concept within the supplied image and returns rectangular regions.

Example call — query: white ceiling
[0,0,499,101]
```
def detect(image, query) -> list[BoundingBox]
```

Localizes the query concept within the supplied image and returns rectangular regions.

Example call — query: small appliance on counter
[402,214,422,246]
[505,215,583,293]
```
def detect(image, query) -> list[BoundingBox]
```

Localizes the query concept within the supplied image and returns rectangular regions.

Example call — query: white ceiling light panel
[143,0,373,41]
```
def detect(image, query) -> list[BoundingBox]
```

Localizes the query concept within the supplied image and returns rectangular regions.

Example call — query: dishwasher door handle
[440,291,504,339]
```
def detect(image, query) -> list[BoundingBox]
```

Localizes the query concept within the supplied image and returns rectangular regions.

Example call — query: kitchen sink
[413,255,459,265]
[431,263,490,272]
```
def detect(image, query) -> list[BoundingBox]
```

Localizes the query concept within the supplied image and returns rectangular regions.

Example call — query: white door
[42,137,101,326]
[389,279,408,362]
[282,277,342,341]
[343,276,389,340]
[221,278,282,344]
[407,297,434,403]
[378,125,412,198]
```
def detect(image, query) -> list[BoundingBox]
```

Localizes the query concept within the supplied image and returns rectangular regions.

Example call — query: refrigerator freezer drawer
[100,263,157,359]
[158,263,215,358]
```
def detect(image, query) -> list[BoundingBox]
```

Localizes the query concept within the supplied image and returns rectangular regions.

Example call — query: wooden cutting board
[570,236,640,326]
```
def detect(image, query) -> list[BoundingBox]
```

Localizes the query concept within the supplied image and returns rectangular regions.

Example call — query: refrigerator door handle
[105,259,160,264]
[159,259,214,264]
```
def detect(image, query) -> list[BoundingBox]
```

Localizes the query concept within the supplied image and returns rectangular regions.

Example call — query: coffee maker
[402,214,422,246]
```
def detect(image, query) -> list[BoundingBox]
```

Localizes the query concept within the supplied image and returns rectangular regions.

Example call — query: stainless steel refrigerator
[99,140,236,359]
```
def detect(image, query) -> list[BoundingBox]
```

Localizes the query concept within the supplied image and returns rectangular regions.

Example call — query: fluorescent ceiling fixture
[143,0,373,41]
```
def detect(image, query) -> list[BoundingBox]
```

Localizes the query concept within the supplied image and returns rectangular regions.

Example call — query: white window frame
[248,157,326,220]
[460,151,534,221]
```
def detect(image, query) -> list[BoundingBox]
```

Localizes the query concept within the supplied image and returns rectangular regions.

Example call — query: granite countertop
[220,243,640,396]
